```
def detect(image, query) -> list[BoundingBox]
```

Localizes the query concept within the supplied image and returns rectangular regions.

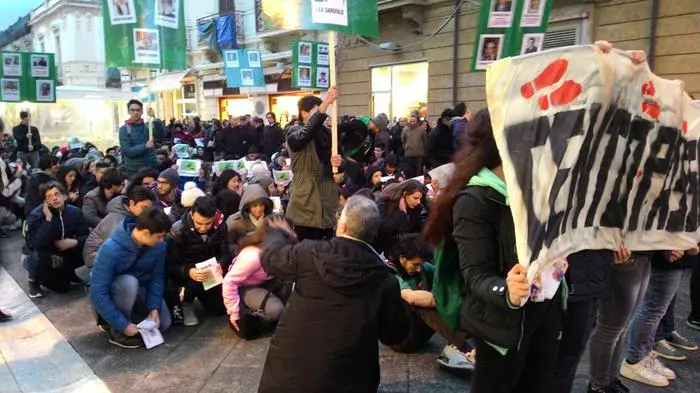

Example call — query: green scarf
[467,167,509,205]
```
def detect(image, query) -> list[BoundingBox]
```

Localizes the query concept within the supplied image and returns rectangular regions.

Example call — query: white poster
[476,34,504,70]
[224,50,239,68]
[134,29,161,64]
[488,0,516,28]
[316,67,329,88]
[317,43,330,66]
[108,0,137,25]
[298,66,312,87]
[2,53,21,77]
[36,80,54,102]
[240,69,254,86]
[155,0,179,29]
[521,0,546,27]
[30,55,49,77]
[1,79,20,101]
[521,33,544,55]
[311,0,348,26]
[298,42,312,64]
[247,51,261,68]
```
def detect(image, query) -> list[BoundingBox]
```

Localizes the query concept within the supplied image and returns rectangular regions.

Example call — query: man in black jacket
[261,112,285,159]
[258,195,410,393]
[167,196,230,326]
[12,111,41,168]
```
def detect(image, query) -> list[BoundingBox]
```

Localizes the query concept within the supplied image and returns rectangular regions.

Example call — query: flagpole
[329,30,338,173]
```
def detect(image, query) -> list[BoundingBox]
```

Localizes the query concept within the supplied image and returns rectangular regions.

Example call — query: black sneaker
[587,384,614,393]
[108,331,143,349]
[171,304,184,325]
[612,378,630,393]
[28,280,44,298]
[69,273,85,287]
[0,310,11,323]
[686,318,700,332]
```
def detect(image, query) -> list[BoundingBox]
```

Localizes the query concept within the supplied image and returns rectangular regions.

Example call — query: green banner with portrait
[471,0,553,72]
[291,40,330,90]
[1,51,56,103]
[254,0,379,37]
[102,0,187,70]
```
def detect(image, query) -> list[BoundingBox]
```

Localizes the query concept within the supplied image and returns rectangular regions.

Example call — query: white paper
[273,170,293,186]
[164,206,172,216]
[194,138,205,148]
[195,257,224,291]
[271,196,283,214]
[137,319,164,349]
[311,0,348,26]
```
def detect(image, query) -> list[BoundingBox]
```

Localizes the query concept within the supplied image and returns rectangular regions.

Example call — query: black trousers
[402,156,423,179]
[472,298,562,393]
[549,298,599,393]
[690,261,700,321]
[183,280,227,315]
[294,225,334,241]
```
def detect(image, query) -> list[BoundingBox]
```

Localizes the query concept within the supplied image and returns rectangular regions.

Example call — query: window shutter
[543,28,579,50]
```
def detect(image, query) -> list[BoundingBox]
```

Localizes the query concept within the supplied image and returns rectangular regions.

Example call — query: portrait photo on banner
[225,51,239,68]
[316,67,329,88]
[488,0,516,28]
[1,79,20,101]
[36,80,54,102]
[108,0,137,25]
[155,0,179,29]
[521,0,546,27]
[248,51,261,68]
[134,29,161,64]
[476,34,504,70]
[298,65,312,87]
[30,55,49,78]
[298,42,312,64]
[2,53,22,77]
[240,69,254,86]
[317,44,330,66]
[521,33,544,55]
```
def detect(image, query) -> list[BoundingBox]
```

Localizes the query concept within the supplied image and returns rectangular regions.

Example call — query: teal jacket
[118,122,157,175]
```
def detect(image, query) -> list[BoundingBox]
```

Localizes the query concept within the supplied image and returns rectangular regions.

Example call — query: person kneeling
[222,215,292,340]
[387,234,475,370]
[90,207,172,349]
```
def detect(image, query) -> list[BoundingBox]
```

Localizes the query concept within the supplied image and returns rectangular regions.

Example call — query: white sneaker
[647,353,676,380]
[620,358,669,387]
[436,345,475,371]
[182,302,199,326]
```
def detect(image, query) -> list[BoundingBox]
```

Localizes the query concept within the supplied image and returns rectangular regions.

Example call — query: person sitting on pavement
[82,168,125,228]
[375,179,425,259]
[90,207,172,349]
[56,166,83,208]
[222,215,291,340]
[227,183,273,254]
[256,195,410,393]
[25,154,59,217]
[80,160,111,196]
[83,185,155,269]
[156,168,184,221]
[27,181,89,294]
[167,195,230,326]
[387,233,475,371]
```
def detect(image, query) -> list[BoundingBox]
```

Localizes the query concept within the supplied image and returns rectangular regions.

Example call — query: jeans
[112,274,172,332]
[589,254,651,389]
[24,251,38,281]
[654,294,677,342]
[626,267,684,363]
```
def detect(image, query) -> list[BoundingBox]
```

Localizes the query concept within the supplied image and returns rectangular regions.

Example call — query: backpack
[432,238,467,334]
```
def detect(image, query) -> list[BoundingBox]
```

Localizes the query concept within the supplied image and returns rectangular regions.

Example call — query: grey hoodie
[226,184,273,251]
[83,195,130,268]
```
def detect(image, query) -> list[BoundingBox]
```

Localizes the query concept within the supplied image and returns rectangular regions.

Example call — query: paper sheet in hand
[164,206,172,216]
[137,319,164,349]
[271,196,282,213]
[195,257,224,291]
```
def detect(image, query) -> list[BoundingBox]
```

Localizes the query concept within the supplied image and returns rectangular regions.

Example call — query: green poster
[1,52,56,103]
[471,0,553,72]
[102,0,186,70]
[224,50,265,88]
[291,40,329,90]
[255,0,379,37]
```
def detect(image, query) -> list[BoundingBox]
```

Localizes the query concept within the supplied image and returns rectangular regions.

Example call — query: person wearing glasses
[119,100,157,176]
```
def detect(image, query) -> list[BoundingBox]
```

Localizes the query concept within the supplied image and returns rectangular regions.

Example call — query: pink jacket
[222,246,272,320]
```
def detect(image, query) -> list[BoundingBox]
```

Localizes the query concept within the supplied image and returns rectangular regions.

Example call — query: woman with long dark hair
[57,166,82,207]
[423,109,562,392]
[375,179,425,259]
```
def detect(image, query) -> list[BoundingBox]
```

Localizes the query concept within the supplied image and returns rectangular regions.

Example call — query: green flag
[255,0,379,37]
[102,0,187,70]
[1,52,56,103]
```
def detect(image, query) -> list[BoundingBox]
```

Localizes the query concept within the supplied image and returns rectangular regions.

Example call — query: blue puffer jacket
[90,217,166,333]
[119,121,157,175]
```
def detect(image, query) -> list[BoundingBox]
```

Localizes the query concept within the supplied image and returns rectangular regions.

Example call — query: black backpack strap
[253,290,274,316]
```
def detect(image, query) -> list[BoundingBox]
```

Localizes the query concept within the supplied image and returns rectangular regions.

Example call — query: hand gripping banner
[486,45,700,283]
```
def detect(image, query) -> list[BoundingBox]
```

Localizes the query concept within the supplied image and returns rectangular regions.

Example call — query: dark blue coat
[90,217,166,333]
[27,203,89,251]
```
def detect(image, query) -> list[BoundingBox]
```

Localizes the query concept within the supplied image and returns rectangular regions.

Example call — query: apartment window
[371,62,428,120]
[219,0,235,13]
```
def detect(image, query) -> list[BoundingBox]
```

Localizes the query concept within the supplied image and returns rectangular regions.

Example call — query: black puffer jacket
[453,186,522,348]
[258,233,410,393]
[565,249,613,303]
[167,210,231,286]
[374,180,424,257]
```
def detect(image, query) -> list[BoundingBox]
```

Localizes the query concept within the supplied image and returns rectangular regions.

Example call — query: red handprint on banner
[682,120,688,135]
[641,80,661,120]
[520,59,583,110]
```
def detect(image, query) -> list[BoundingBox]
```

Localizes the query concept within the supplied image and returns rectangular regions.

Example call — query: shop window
[371,62,428,121]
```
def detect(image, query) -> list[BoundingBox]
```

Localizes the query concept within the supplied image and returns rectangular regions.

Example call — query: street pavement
[2,233,700,392]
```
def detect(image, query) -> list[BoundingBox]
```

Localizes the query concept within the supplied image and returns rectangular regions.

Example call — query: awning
[149,71,189,92]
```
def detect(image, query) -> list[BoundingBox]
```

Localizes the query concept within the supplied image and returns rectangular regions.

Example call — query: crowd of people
[0,41,698,393]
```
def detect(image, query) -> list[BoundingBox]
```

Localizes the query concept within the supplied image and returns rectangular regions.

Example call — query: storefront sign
[292,40,330,90]
[101,0,186,70]
[471,0,552,72]
[1,51,56,103]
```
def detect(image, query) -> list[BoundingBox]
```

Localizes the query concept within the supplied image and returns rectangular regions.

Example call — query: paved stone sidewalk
[2,233,700,392]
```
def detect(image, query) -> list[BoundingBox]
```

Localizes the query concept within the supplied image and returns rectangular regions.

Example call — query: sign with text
[486,46,700,280]
[1,51,56,103]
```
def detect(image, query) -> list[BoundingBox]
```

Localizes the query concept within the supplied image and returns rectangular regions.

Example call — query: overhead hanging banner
[292,40,330,90]
[1,51,56,103]
[224,49,265,88]
[471,0,553,72]
[102,0,187,70]
[254,0,379,37]
[486,45,700,281]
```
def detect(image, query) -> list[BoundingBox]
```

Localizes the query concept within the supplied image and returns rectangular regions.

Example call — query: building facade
[336,0,700,120]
